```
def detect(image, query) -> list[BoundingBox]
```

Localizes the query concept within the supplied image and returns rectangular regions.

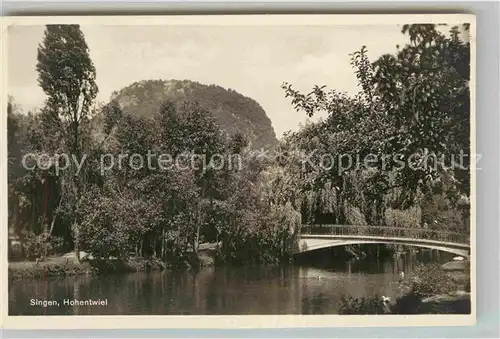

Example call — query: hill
[109,80,278,149]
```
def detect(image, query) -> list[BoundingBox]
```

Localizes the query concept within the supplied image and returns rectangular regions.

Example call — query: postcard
[1,14,476,329]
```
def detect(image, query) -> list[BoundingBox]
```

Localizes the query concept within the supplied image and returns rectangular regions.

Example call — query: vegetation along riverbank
[338,262,471,315]
[8,253,166,280]
[8,245,216,280]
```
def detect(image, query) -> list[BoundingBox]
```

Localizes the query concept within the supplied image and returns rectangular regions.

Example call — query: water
[9,250,454,315]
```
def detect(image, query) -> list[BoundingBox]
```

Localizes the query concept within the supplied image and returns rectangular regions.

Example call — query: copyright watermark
[20,148,482,176]
[21,151,244,176]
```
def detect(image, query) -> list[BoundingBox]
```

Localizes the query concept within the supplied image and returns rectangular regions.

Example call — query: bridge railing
[301,224,469,245]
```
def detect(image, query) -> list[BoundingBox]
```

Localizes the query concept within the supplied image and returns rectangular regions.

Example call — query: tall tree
[36,25,98,259]
[282,24,471,211]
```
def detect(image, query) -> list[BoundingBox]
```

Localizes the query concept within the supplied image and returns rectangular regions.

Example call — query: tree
[36,24,98,259]
[282,24,471,214]
[37,25,98,157]
[370,24,470,197]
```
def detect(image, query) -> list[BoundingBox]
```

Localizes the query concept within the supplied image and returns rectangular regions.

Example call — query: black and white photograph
[3,14,475,327]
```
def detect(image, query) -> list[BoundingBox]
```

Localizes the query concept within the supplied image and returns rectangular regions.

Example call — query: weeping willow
[263,132,435,230]
[344,202,368,225]
[318,180,338,214]
[269,201,302,235]
[296,168,378,225]
[259,165,302,232]
[385,206,422,228]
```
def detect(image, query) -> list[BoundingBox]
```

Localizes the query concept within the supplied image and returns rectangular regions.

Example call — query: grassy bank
[8,254,168,280]
[9,256,94,280]
[8,244,220,280]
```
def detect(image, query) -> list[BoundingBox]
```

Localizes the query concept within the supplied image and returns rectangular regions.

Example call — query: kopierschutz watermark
[295,149,481,174]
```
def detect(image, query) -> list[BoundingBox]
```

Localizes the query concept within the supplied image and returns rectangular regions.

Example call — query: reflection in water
[9,250,453,315]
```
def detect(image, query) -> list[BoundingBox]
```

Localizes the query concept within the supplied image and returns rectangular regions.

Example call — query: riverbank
[338,261,471,315]
[9,249,468,285]
[8,244,220,280]
[8,254,169,280]
[9,255,94,280]
[9,252,470,315]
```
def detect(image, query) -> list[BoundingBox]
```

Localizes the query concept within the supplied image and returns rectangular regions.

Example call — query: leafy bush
[407,263,458,298]
[21,231,64,260]
[338,295,389,315]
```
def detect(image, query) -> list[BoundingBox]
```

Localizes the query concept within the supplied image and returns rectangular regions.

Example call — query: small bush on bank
[8,261,93,280]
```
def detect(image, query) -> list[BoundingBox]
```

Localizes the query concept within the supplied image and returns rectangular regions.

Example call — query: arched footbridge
[298,225,470,258]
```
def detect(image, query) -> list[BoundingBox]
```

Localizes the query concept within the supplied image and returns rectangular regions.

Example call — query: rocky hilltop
[110,80,278,149]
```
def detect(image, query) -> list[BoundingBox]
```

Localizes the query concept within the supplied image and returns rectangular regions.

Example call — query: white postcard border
[1,13,476,330]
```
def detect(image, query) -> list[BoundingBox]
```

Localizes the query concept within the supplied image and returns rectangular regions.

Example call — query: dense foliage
[338,264,469,315]
[404,263,460,298]
[279,24,471,235]
[8,23,470,268]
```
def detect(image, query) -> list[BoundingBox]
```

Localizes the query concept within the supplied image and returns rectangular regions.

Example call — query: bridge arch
[297,225,470,258]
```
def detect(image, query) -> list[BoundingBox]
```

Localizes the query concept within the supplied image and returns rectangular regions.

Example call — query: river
[9,249,454,315]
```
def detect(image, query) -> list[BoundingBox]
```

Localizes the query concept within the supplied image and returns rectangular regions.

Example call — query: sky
[8,24,414,137]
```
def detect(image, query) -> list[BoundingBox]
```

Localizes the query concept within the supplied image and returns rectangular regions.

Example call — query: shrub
[342,264,465,315]
[391,263,462,314]
[385,206,421,228]
[21,231,64,260]
[338,295,389,315]
[408,263,458,298]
